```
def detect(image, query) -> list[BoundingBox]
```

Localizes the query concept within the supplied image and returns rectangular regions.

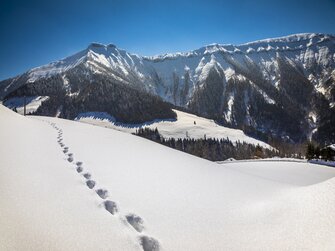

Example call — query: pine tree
[255,144,263,158]
[306,142,315,160]
[314,146,321,159]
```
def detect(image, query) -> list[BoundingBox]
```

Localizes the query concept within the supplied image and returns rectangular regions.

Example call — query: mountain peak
[87,42,118,50]
[87,42,105,49]
[107,43,116,48]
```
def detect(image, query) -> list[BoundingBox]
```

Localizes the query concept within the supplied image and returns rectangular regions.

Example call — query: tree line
[133,127,278,161]
[306,142,335,161]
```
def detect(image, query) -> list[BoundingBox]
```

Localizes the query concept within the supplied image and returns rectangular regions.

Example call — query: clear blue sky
[1,0,334,80]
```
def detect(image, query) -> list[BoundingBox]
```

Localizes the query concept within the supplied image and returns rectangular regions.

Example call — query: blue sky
[0,0,335,80]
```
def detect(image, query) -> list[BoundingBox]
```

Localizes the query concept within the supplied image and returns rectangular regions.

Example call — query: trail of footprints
[49,122,160,251]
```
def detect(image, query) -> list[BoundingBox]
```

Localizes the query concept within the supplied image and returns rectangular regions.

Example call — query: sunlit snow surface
[3,96,49,115]
[76,109,273,149]
[1,104,335,250]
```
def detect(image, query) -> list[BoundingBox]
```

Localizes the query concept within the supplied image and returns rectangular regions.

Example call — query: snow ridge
[145,33,334,60]
[21,33,335,83]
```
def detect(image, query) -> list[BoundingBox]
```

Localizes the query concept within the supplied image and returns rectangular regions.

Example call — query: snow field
[1,104,335,250]
[76,109,274,150]
[48,119,160,251]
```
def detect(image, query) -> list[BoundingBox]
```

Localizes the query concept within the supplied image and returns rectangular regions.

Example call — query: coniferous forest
[134,127,278,161]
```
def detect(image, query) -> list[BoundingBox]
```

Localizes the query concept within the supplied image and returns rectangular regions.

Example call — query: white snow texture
[1,104,335,251]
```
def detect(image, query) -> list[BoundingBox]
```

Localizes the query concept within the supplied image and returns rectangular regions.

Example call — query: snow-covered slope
[3,95,49,115]
[1,105,335,250]
[31,33,335,87]
[0,105,140,251]
[76,109,273,149]
[220,158,335,186]
[27,43,147,89]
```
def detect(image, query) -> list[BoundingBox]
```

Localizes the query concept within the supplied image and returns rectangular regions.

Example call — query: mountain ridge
[4,32,332,81]
[1,32,335,145]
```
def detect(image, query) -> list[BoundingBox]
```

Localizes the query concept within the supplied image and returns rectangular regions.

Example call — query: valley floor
[1,105,335,250]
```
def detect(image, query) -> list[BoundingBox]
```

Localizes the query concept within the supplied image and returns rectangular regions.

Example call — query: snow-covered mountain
[1,104,335,250]
[1,33,335,144]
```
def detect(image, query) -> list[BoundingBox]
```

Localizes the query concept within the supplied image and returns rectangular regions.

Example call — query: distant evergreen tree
[306,142,315,160]
[255,144,264,158]
[314,146,321,159]
[320,147,335,161]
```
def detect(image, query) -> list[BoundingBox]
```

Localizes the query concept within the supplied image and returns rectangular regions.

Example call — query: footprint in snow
[126,214,145,233]
[96,189,109,199]
[104,200,118,215]
[76,162,83,172]
[67,153,74,162]
[86,180,96,189]
[48,122,161,250]
[140,236,160,251]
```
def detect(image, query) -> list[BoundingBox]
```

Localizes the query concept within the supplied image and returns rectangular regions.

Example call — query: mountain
[2,104,335,250]
[1,33,335,144]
